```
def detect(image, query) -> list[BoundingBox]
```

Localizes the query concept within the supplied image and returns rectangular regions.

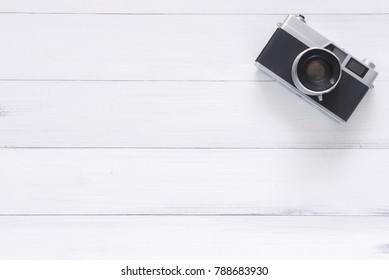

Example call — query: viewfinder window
[346,58,368,78]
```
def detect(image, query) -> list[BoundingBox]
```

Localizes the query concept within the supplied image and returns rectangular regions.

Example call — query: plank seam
[1,214,389,217]
[0,12,389,16]
[1,147,388,150]
[0,79,388,82]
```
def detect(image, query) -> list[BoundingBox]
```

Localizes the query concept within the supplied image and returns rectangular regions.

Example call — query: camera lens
[292,48,341,98]
[305,59,329,82]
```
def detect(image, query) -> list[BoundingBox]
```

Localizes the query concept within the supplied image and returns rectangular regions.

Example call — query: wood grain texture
[0,149,388,215]
[0,0,388,14]
[0,81,387,148]
[0,14,386,81]
[1,216,389,259]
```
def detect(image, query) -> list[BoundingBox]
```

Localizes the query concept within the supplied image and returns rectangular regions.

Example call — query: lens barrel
[292,48,341,99]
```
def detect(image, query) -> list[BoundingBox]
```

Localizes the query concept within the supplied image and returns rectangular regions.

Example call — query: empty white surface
[0,1,388,259]
[0,149,389,215]
[1,216,389,259]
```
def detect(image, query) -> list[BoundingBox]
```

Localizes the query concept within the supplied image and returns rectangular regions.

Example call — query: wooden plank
[0,216,388,259]
[0,14,386,81]
[0,149,388,215]
[0,0,387,14]
[0,81,387,148]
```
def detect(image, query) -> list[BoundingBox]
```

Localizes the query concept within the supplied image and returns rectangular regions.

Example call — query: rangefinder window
[346,58,369,78]
[325,44,347,63]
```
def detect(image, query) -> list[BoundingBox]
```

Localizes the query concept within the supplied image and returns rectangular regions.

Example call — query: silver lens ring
[291,47,342,97]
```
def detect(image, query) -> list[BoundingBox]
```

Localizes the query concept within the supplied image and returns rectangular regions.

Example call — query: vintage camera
[255,14,378,122]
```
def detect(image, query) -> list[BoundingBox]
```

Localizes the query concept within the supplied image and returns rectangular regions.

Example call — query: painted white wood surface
[0,149,389,215]
[0,81,387,148]
[0,15,387,81]
[0,0,388,14]
[1,217,389,259]
[0,1,388,259]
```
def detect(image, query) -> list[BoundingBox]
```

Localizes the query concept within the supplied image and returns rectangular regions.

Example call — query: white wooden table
[0,0,388,259]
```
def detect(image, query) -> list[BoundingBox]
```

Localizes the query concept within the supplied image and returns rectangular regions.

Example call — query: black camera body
[255,14,378,122]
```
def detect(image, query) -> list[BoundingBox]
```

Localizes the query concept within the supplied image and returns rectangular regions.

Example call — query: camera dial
[297,14,306,23]
[362,58,375,69]
[292,48,341,101]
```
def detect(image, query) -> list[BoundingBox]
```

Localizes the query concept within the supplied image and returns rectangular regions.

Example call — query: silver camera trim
[291,47,342,101]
